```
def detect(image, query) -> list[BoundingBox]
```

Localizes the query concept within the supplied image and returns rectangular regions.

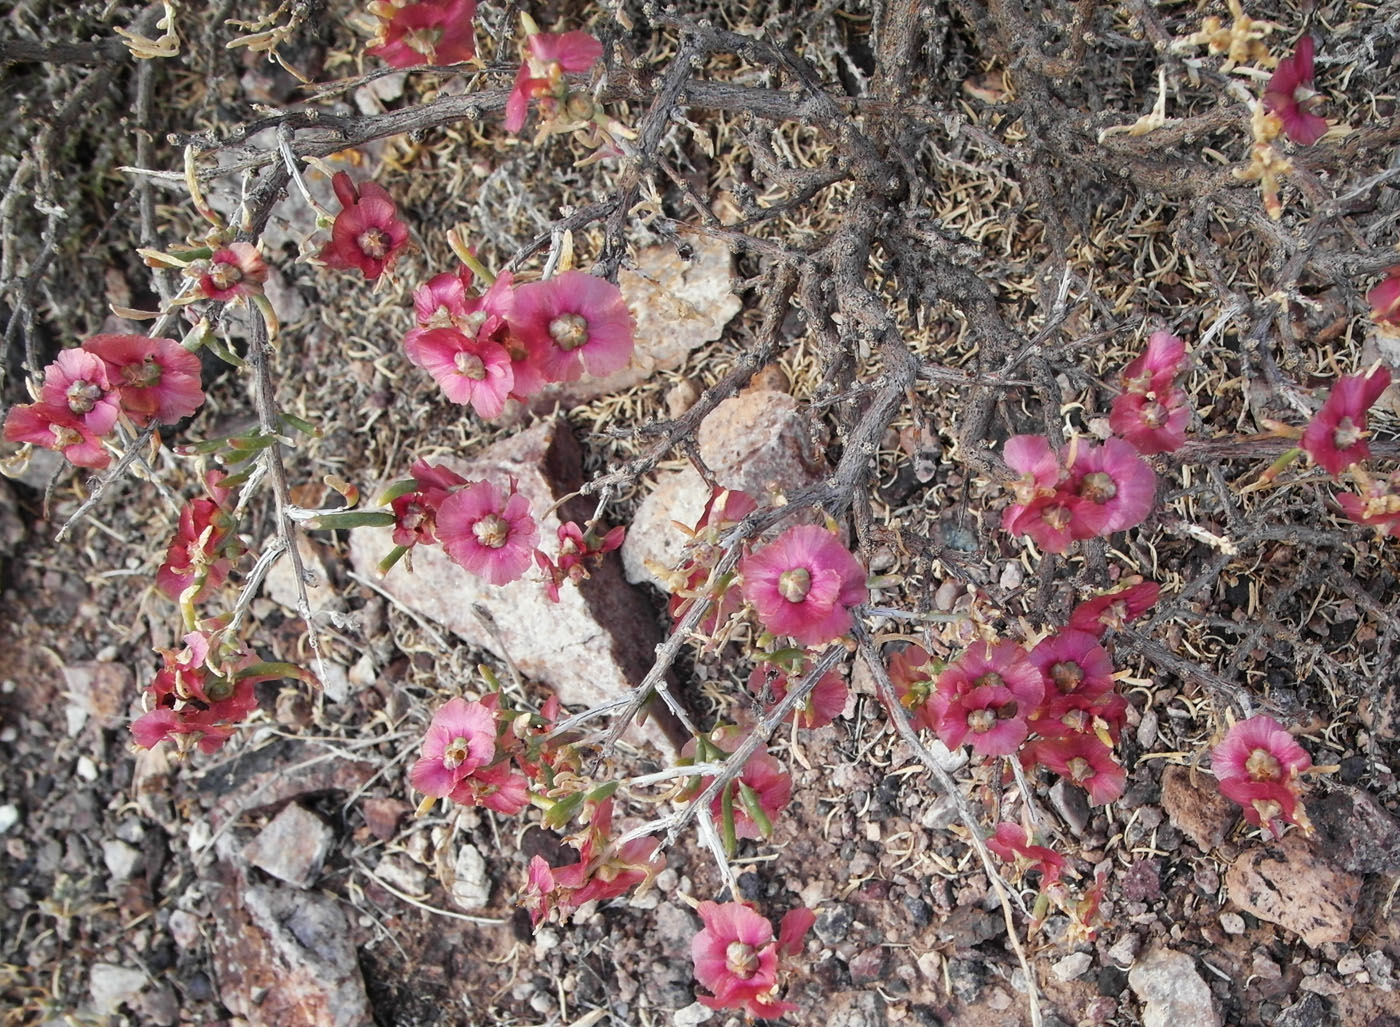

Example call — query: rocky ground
[4,2,1400,1026]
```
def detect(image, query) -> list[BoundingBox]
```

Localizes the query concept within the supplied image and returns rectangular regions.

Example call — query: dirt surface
[4,1,1400,1026]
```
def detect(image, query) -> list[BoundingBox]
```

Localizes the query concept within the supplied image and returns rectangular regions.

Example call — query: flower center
[208,261,241,290]
[725,941,760,979]
[1049,660,1084,694]
[403,25,445,60]
[1245,746,1282,781]
[473,514,509,549]
[548,313,589,352]
[1067,756,1093,783]
[973,672,1005,690]
[777,567,811,602]
[204,675,234,702]
[966,708,996,734]
[1044,504,1071,531]
[1333,416,1363,451]
[66,380,102,415]
[1140,401,1166,428]
[358,227,392,259]
[1079,471,1118,504]
[454,350,487,380]
[123,357,163,389]
[442,735,472,770]
[1060,709,1090,733]
[460,311,488,337]
[49,423,82,448]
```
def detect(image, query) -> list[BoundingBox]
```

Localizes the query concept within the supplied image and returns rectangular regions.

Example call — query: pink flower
[390,459,472,549]
[987,823,1064,885]
[1301,367,1392,477]
[504,30,603,133]
[1211,715,1311,784]
[932,641,1044,757]
[1068,581,1160,637]
[156,472,241,602]
[409,697,498,797]
[450,760,530,815]
[747,663,848,730]
[535,520,625,603]
[318,173,409,281]
[367,0,476,68]
[1212,715,1312,836]
[668,488,758,638]
[724,750,792,841]
[1370,268,1400,328]
[741,525,868,647]
[3,401,110,469]
[1027,734,1126,804]
[1004,434,1063,500]
[412,267,474,327]
[198,242,267,301]
[40,348,120,435]
[1264,36,1328,145]
[692,902,812,1019]
[83,334,204,425]
[1120,331,1188,395]
[508,271,635,382]
[1109,390,1190,455]
[1002,492,1077,554]
[1028,630,1115,703]
[437,479,539,585]
[1337,470,1400,538]
[403,326,514,417]
[1064,438,1156,538]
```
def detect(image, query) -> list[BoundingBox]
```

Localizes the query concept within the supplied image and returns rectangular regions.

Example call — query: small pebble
[0,805,18,835]
[1219,912,1245,935]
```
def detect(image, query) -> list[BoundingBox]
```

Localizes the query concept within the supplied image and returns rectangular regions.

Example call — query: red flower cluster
[888,582,1158,805]
[402,261,635,417]
[523,797,664,925]
[746,661,848,731]
[130,629,305,754]
[4,335,205,469]
[987,822,1065,885]
[534,520,626,603]
[367,0,477,68]
[197,242,267,301]
[1109,331,1191,455]
[156,471,244,604]
[505,30,603,134]
[681,727,793,843]
[1001,435,1156,553]
[1263,36,1328,145]
[319,173,409,281]
[1211,715,1313,837]
[408,692,559,816]
[691,901,814,1019]
[666,487,758,641]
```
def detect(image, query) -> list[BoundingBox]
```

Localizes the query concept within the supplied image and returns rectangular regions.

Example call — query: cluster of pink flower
[408,694,559,815]
[385,457,623,599]
[524,795,664,925]
[667,488,869,653]
[364,1,603,139]
[1210,714,1313,837]
[890,581,1160,806]
[986,823,1107,941]
[131,627,310,753]
[691,901,814,1018]
[3,334,205,470]
[403,263,635,418]
[155,471,245,604]
[1003,333,1192,553]
[1298,365,1399,537]
[679,725,795,848]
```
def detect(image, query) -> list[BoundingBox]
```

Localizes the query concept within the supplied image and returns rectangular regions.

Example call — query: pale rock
[353,71,407,114]
[372,854,427,896]
[7,446,63,490]
[1219,911,1246,935]
[169,909,201,948]
[673,1003,715,1025]
[1224,831,1360,946]
[76,756,98,781]
[448,843,490,910]
[825,990,888,1027]
[0,805,19,835]
[89,962,147,1015]
[243,802,334,889]
[620,465,711,587]
[216,883,372,1026]
[348,419,677,752]
[62,661,133,730]
[1159,764,1235,851]
[696,388,828,498]
[1052,951,1093,981]
[1127,946,1220,1027]
[319,661,352,704]
[102,839,141,881]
